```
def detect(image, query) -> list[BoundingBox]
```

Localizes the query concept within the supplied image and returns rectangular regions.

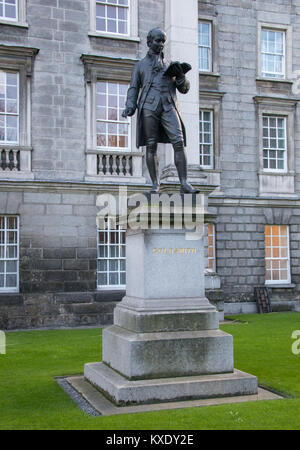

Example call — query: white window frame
[0,70,19,145]
[97,218,126,290]
[198,20,212,73]
[0,0,27,27]
[0,215,19,293]
[95,0,130,37]
[261,28,285,79]
[0,45,38,178]
[89,0,139,41]
[199,109,214,169]
[96,80,131,152]
[265,225,291,285]
[257,22,292,81]
[262,114,287,173]
[0,0,18,22]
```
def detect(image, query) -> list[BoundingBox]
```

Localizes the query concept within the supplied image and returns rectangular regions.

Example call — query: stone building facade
[1,0,300,329]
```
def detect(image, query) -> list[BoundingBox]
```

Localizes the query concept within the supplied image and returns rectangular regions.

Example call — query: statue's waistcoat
[143,68,173,113]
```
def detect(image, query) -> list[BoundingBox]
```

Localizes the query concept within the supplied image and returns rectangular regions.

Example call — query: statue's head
[147,28,166,54]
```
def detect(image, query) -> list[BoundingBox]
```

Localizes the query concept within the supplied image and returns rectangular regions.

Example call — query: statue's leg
[146,144,160,193]
[142,108,160,193]
[161,108,199,194]
[173,142,200,194]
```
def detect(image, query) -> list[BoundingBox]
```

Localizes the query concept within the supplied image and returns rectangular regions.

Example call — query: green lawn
[0,312,300,430]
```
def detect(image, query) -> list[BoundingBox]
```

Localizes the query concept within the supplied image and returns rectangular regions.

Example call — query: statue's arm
[123,63,141,117]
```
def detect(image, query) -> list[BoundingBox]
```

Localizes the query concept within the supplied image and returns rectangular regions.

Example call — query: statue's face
[149,31,166,54]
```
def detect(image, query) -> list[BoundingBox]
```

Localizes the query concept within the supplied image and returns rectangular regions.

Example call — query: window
[198,21,212,72]
[0,0,27,27]
[254,96,298,196]
[257,23,292,81]
[261,28,285,79]
[0,70,19,144]
[265,225,290,284]
[96,81,130,151]
[199,109,213,169]
[262,115,287,172]
[207,223,216,272]
[0,215,19,292]
[97,219,126,288]
[0,45,38,177]
[0,0,17,21]
[82,54,144,180]
[96,0,129,36]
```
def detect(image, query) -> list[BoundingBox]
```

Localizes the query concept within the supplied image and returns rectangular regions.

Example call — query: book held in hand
[164,61,192,77]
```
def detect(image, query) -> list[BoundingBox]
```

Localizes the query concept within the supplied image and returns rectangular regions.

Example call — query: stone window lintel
[81,54,137,84]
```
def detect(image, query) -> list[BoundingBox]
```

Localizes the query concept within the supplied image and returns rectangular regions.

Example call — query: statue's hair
[147,28,166,47]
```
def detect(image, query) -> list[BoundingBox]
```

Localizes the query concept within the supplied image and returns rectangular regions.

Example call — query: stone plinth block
[114,304,219,333]
[125,228,207,302]
[84,363,258,406]
[102,325,233,380]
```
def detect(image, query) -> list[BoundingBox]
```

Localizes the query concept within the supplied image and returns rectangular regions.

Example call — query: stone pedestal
[84,192,258,405]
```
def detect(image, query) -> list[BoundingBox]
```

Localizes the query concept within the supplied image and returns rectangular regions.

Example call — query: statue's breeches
[141,103,184,147]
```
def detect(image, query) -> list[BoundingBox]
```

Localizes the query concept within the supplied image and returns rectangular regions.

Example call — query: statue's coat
[125,53,190,148]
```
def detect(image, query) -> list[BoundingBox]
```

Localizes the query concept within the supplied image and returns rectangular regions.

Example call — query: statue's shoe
[180,183,200,194]
[150,182,160,194]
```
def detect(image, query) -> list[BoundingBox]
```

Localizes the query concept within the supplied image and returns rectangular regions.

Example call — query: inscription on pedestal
[152,247,197,255]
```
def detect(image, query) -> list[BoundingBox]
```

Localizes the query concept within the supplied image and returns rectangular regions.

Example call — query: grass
[0,312,300,430]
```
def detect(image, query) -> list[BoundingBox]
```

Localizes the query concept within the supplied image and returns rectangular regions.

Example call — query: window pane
[120,272,126,285]
[98,245,107,257]
[7,246,17,258]
[98,260,107,271]
[6,260,17,272]
[109,272,118,285]
[109,260,118,271]
[96,18,105,31]
[98,273,107,286]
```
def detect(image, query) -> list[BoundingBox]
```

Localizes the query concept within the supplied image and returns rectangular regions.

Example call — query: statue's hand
[122,107,135,118]
[172,61,184,79]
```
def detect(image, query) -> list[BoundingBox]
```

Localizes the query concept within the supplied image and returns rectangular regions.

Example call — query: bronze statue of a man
[122,27,199,194]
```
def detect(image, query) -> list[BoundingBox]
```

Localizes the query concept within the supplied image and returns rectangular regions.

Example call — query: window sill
[97,286,126,291]
[199,71,220,77]
[0,19,28,28]
[265,283,295,289]
[88,31,140,43]
[200,168,221,173]
[256,77,293,85]
[259,171,294,176]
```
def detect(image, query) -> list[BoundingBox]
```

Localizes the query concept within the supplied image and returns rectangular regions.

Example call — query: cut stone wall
[0,291,123,330]
[213,202,300,304]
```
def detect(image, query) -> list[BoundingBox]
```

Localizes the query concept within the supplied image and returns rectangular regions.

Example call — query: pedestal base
[84,195,258,406]
[102,325,234,379]
[84,362,258,406]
